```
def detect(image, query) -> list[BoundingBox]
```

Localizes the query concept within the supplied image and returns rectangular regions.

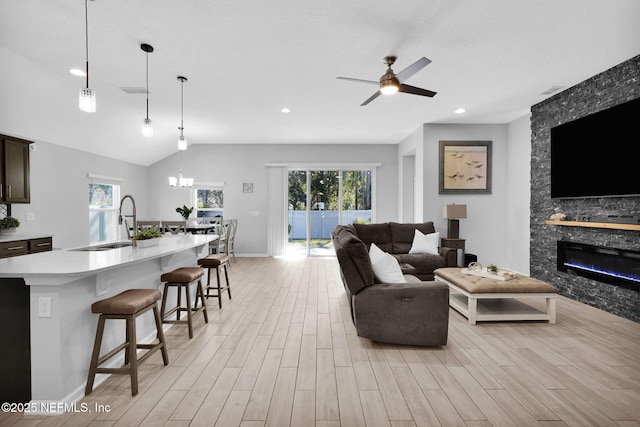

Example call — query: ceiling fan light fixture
[380,80,399,95]
[379,69,399,95]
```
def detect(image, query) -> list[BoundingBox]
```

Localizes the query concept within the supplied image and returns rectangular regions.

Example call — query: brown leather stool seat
[160,267,208,338]
[86,289,168,396]
[197,254,231,308]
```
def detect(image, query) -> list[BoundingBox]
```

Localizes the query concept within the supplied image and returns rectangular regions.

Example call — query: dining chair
[226,219,237,262]
[137,220,162,231]
[162,221,187,234]
[209,221,229,255]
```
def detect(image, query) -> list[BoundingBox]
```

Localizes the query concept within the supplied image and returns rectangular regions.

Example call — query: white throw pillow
[369,243,406,283]
[409,229,440,255]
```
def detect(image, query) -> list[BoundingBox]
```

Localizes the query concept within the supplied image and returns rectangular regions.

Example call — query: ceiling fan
[337,56,437,106]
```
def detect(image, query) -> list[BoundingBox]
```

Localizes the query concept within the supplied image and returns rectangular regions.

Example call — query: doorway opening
[287,169,373,256]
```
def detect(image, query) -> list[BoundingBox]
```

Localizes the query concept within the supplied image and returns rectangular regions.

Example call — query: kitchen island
[0,233,216,409]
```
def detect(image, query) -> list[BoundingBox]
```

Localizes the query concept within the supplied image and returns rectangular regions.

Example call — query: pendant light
[169,75,193,189]
[168,169,194,189]
[141,43,154,137]
[78,0,96,113]
[168,152,194,189]
[177,76,188,150]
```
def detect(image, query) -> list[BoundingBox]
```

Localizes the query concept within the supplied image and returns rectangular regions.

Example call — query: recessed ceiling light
[69,68,86,77]
[454,108,466,114]
[281,108,291,113]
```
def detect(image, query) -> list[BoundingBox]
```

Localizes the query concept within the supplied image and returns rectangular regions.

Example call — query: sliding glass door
[288,168,373,256]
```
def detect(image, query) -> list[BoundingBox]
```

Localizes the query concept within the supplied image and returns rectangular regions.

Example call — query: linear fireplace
[557,241,640,289]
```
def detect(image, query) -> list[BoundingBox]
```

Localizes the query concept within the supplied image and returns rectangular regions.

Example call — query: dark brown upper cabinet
[1,135,31,204]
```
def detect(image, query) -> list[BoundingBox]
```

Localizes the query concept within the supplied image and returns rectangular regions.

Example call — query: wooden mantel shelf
[545,220,640,231]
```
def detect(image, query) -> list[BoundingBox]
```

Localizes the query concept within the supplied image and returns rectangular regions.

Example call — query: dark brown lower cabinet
[0,278,30,403]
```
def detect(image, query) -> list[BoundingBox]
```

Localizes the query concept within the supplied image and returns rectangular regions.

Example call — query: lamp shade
[443,204,467,219]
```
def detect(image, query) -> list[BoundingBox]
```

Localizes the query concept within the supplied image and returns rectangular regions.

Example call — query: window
[195,186,224,219]
[89,182,120,243]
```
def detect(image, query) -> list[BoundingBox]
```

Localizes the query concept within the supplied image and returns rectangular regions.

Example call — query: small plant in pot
[0,216,20,235]
[133,227,162,247]
[175,205,194,220]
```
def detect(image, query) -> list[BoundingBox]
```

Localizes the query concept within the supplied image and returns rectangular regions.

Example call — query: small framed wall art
[242,182,254,193]
[439,140,492,194]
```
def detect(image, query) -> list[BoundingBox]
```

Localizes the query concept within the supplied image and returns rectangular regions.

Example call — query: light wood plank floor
[3,257,640,426]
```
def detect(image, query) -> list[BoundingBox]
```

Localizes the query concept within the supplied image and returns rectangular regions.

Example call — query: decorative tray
[461,267,518,281]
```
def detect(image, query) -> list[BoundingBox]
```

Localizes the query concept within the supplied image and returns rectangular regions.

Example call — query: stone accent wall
[530,54,640,322]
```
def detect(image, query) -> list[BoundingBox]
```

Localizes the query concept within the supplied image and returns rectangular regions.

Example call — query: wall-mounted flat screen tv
[550,96,640,199]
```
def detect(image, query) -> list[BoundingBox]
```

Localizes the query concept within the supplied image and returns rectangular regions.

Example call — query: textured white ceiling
[1,0,639,165]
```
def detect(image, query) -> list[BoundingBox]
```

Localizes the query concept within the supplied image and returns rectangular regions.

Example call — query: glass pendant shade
[178,135,187,150]
[79,87,96,112]
[142,118,153,137]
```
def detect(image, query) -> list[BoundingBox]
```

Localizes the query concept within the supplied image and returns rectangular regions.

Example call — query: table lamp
[443,204,467,239]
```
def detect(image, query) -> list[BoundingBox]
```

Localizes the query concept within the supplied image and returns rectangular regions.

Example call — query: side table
[441,238,465,266]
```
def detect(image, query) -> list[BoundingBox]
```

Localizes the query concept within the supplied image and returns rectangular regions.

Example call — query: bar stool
[160,267,208,338]
[85,289,168,396]
[197,254,232,308]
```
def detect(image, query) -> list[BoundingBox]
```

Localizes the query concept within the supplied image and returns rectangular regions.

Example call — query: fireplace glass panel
[557,241,640,288]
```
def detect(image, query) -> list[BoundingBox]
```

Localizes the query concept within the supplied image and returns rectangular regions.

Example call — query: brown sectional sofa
[331,222,453,346]
[351,221,457,280]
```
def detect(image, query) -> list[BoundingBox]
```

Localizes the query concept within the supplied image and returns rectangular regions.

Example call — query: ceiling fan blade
[399,84,437,97]
[361,91,382,106]
[336,77,380,85]
[396,57,431,82]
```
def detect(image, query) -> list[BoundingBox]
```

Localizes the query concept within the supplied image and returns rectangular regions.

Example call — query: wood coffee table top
[434,267,558,294]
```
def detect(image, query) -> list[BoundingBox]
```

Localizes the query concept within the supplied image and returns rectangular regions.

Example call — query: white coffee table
[434,267,557,325]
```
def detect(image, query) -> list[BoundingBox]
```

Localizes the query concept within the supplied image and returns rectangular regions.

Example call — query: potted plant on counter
[0,216,20,235]
[133,227,162,248]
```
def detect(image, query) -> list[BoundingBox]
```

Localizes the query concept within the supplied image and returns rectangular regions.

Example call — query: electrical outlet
[38,297,52,318]
[26,212,36,221]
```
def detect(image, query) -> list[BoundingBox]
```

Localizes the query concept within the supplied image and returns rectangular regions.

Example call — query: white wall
[422,124,508,266]
[8,140,149,249]
[398,119,531,272]
[398,126,425,222]
[7,118,532,266]
[505,114,532,274]
[147,143,398,256]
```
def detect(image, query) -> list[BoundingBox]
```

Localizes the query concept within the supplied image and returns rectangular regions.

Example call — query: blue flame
[565,262,640,283]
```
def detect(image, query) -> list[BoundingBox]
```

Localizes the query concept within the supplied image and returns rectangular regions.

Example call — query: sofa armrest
[353,281,449,346]
[439,247,458,266]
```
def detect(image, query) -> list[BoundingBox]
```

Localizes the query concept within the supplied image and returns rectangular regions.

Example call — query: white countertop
[0,233,53,242]
[0,234,216,279]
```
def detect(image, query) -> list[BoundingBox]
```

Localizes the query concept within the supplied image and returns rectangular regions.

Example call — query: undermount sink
[72,242,133,251]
